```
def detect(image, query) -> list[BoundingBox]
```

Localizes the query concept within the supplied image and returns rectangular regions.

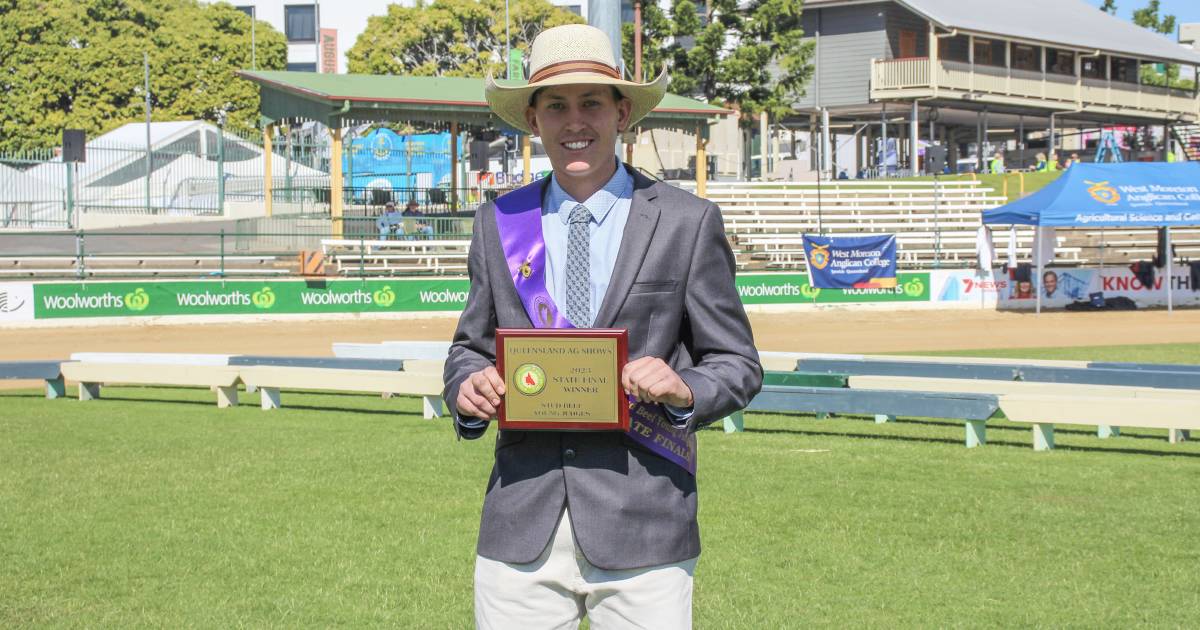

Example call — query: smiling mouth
[563,140,593,151]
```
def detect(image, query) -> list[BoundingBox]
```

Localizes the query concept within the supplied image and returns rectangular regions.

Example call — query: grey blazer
[443,167,762,571]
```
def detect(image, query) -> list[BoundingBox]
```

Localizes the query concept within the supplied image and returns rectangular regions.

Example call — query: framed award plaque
[495,328,630,431]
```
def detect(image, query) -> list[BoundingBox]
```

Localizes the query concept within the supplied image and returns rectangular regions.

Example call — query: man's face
[525,84,632,184]
[1043,274,1057,295]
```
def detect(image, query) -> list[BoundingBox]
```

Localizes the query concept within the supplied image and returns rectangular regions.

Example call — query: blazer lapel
[593,173,661,328]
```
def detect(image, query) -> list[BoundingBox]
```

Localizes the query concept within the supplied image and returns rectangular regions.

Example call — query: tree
[636,0,814,123]
[0,0,286,153]
[621,1,674,82]
[1132,0,1175,35]
[346,0,584,78]
[1131,1,1181,88]
[1100,0,1118,15]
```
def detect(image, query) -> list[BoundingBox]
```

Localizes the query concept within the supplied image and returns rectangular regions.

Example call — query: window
[1111,56,1138,83]
[938,35,969,63]
[1012,45,1039,71]
[1082,56,1106,80]
[563,5,581,15]
[235,5,254,18]
[1046,49,1075,76]
[972,38,1006,67]
[286,62,317,72]
[285,5,316,42]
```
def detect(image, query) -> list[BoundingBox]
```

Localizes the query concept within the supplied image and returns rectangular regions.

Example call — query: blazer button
[563,448,576,460]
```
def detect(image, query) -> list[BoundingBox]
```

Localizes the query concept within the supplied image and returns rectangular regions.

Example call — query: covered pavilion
[238,70,732,235]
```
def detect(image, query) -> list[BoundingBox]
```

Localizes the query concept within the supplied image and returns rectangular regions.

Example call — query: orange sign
[320,28,338,73]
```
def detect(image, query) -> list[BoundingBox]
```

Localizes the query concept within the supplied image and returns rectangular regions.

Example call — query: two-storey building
[795,0,1200,174]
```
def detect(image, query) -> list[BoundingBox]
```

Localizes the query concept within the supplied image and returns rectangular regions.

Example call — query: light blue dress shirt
[542,162,692,423]
[542,163,633,325]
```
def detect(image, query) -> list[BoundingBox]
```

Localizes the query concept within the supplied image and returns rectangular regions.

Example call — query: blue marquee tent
[982,162,1200,312]
[983,162,1200,228]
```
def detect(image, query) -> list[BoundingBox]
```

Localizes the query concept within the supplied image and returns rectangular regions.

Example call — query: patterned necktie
[565,203,593,328]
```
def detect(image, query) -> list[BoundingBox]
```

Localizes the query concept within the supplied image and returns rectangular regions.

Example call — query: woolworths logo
[903,277,925,297]
[418,288,468,304]
[372,286,396,307]
[124,288,150,311]
[252,287,276,309]
[299,288,374,306]
[738,281,805,298]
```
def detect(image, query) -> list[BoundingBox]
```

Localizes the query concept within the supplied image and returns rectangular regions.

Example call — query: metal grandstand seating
[321,238,469,276]
[678,180,1018,270]
[0,254,289,278]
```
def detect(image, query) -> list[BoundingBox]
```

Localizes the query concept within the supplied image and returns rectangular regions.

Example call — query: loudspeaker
[469,140,490,171]
[925,145,947,175]
[62,129,86,163]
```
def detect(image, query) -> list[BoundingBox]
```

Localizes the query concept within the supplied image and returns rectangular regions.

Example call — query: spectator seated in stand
[401,199,435,239]
[376,201,406,240]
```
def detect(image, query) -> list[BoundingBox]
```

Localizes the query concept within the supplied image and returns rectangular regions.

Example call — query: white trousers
[474,508,696,630]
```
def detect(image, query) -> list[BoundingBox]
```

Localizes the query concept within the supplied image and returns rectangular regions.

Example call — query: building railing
[873,58,1199,117]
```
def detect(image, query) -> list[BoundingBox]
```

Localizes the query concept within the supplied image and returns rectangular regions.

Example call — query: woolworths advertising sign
[33,280,470,319]
[736,272,929,304]
[20,273,932,322]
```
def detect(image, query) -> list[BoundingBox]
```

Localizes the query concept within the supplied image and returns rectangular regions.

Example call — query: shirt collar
[546,160,633,226]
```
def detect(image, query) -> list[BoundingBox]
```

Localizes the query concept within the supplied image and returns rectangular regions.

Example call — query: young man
[443,24,761,628]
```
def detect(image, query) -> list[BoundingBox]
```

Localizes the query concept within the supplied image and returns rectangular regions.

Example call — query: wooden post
[928,20,938,96]
[695,122,707,197]
[450,121,459,212]
[263,124,274,217]
[330,126,344,239]
[522,134,532,184]
[634,1,643,82]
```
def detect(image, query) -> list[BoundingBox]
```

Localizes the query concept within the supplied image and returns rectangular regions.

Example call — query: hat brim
[485,67,669,135]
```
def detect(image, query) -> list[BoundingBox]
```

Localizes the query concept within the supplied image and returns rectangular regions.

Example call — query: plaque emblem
[514,363,547,396]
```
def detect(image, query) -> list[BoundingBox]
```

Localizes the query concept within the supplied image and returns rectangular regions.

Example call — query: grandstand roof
[237,71,732,132]
[808,0,1200,65]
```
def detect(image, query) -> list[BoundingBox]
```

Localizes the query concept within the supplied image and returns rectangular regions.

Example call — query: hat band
[528,60,621,84]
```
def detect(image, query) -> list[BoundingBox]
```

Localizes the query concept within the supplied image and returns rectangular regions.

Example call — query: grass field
[3,343,1199,627]
[903,172,1062,202]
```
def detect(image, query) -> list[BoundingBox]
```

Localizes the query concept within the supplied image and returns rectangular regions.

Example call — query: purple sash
[494,181,698,475]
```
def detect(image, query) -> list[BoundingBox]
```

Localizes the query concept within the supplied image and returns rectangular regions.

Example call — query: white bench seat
[61,361,242,407]
[238,365,447,418]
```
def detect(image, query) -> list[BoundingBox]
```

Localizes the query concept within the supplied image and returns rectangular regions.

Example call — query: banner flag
[802,234,897,289]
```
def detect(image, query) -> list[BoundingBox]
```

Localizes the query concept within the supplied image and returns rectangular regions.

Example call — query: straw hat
[485,24,668,135]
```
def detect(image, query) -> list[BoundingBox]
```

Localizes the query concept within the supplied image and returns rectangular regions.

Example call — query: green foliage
[1123,1,1186,89]
[621,0,673,82]
[346,0,584,78]
[1100,0,1118,15]
[638,0,813,125]
[0,0,286,153]
[1132,0,1176,35]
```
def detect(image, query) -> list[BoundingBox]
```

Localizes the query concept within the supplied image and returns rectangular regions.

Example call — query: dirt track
[4,308,1200,362]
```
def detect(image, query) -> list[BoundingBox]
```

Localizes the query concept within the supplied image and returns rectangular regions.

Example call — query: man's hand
[457,366,506,420]
[621,357,694,409]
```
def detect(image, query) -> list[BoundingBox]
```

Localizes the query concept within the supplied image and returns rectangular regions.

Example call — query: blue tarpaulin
[982,162,1200,228]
